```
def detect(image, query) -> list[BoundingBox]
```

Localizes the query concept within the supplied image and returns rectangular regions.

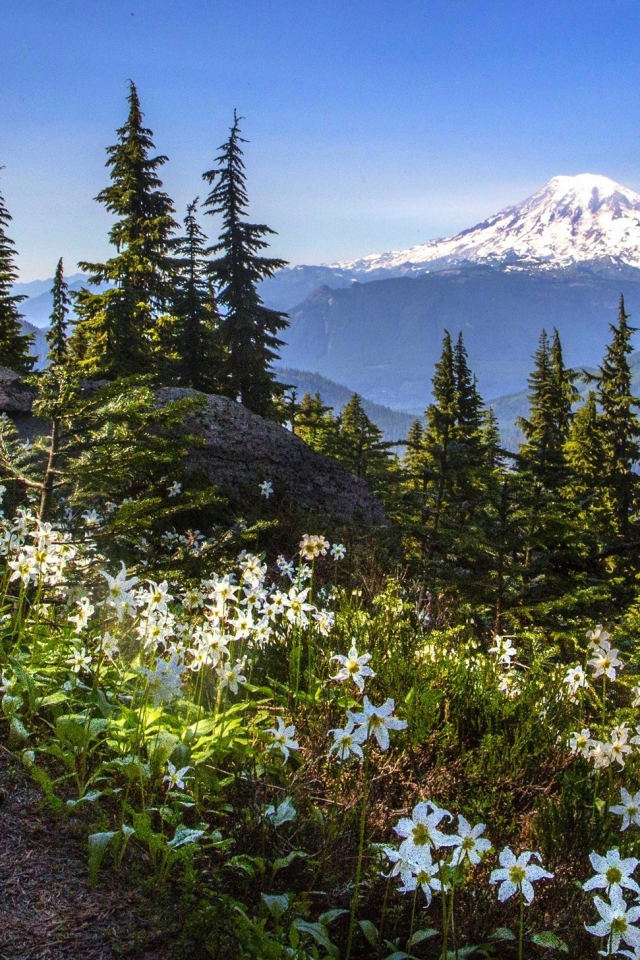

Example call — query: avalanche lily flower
[265,717,299,763]
[163,761,193,791]
[585,888,640,955]
[330,542,346,560]
[589,645,623,680]
[584,849,640,896]
[167,481,181,497]
[395,845,443,905]
[450,815,492,866]
[330,644,375,692]
[328,718,367,763]
[394,801,457,854]
[611,789,640,832]
[259,480,273,498]
[349,696,407,751]
[489,847,553,904]
[569,728,593,758]
[564,664,588,697]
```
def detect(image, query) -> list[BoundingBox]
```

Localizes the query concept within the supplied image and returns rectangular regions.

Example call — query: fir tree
[46,258,71,367]
[423,331,457,543]
[71,82,177,378]
[597,295,640,538]
[517,329,575,488]
[336,393,390,483]
[171,198,221,391]
[296,391,338,454]
[0,175,34,374]
[202,111,289,416]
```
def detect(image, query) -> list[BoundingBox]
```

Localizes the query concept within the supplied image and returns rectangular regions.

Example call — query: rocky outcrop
[156,388,386,524]
[0,366,38,413]
[0,372,386,524]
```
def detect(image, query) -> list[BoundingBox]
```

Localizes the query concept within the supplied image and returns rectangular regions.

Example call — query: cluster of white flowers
[588,626,624,681]
[299,533,331,560]
[383,801,493,905]
[569,723,640,771]
[488,635,523,699]
[584,849,640,955]
[2,510,76,589]
[161,528,206,555]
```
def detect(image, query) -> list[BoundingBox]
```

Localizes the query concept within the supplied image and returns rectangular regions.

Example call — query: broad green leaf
[167,826,205,849]
[358,919,378,947]
[489,927,516,941]
[2,694,23,716]
[261,893,290,920]
[272,849,308,872]
[531,931,569,952]
[88,831,117,885]
[294,920,338,958]
[409,928,438,946]
[10,716,29,740]
[318,909,348,926]
[66,789,103,808]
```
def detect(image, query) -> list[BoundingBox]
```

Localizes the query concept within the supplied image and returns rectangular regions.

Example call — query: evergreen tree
[296,392,338,453]
[335,393,391,484]
[71,82,177,378]
[517,329,576,488]
[423,331,457,543]
[46,258,71,367]
[597,295,640,538]
[171,198,221,391]
[202,112,288,416]
[0,176,34,374]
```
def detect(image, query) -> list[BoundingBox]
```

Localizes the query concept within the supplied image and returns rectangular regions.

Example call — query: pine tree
[202,111,289,416]
[0,175,34,374]
[46,258,71,367]
[171,198,221,391]
[597,295,640,538]
[71,82,177,378]
[423,331,457,543]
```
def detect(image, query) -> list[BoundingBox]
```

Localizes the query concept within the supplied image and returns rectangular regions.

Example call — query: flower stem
[345,752,370,960]
[518,892,524,960]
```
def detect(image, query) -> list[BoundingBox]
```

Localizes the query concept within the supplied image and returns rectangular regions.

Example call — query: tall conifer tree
[202,112,288,416]
[597,295,640,538]
[0,176,34,374]
[71,82,177,378]
[46,258,71,367]
[171,198,221,391]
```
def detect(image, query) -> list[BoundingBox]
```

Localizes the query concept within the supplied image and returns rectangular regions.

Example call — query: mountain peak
[328,173,640,275]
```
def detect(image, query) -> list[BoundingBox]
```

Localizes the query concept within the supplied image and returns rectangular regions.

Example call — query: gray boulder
[157,388,386,524]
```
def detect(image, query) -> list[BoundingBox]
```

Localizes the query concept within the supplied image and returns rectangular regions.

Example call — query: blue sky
[3,0,640,279]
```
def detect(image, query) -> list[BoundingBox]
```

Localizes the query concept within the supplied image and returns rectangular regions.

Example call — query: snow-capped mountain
[327,174,640,275]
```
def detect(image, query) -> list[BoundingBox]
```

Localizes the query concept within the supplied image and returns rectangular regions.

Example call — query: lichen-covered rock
[0,366,37,414]
[156,388,386,524]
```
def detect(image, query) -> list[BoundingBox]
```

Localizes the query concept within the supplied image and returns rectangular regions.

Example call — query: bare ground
[0,746,176,960]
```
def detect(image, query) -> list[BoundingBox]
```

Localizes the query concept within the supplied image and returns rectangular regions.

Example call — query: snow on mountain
[328,174,640,274]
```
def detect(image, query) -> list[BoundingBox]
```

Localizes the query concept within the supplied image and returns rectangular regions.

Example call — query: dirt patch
[0,745,175,960]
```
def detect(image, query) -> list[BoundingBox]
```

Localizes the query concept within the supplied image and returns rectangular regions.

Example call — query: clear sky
[4,0,640,280]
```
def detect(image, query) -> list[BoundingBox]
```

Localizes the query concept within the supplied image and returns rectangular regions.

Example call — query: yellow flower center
[508,865,526,884]
[607,866,623,885]
[412,823,432,846]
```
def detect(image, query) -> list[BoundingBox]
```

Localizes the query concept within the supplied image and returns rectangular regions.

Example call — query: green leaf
[358,919,379,947]
[2,693,23,716]
[167,826,205,849]
[531,931,569,952]
[294,920,338,958]
[272,849,308,872]
[147,728,180,765]
[88,831,117,885]
[66,789,103,808]
[261,893,290,920]
[37,690,70,708]
[489,927,516,941]
[10,716,29,740]
[409,928,438,946]
[318,909,348,926]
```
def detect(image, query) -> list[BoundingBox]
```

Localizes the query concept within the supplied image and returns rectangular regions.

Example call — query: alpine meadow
[8,36,640,960]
